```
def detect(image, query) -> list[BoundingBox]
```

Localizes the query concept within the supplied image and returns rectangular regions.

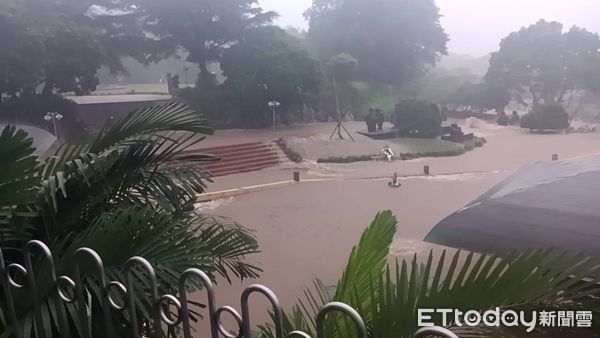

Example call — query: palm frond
[1,103,261,337]
[39,143,91,180]
[4,205,261,338]
[0,126,40,247]
[370,249,600,337]
[261,212,600,338]
[263,211,397,337]
[0,125,39,207]
[39,105,216,239]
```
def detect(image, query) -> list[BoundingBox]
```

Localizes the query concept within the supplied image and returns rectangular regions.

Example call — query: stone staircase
[186,141,283,177]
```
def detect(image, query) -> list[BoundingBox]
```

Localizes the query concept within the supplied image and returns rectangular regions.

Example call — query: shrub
[520,104,569,132]
[276,138,303,163]
[497,113,509,126]
[317,155,375,163]
[393,99,442,138]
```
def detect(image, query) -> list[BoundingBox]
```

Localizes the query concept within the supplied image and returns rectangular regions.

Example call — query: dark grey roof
[425,157,600,255]
[65,94,172,105]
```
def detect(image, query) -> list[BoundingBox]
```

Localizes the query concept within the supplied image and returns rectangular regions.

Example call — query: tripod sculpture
[329,108,355,142]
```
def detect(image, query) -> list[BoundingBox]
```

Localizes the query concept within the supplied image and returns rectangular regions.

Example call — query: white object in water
[382,146,394,162]
[389,172,401,188]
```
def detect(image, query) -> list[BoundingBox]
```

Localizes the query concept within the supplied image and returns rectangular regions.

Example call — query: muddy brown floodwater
[190,121,600,334]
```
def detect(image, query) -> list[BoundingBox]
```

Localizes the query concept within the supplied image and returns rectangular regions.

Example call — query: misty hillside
[436,53,491,76]
[98,53,491,87]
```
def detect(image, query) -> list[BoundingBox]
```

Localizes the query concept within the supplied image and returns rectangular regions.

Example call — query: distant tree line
[4,0,598,131]
[449,20,600,115]
[0,0,451,129]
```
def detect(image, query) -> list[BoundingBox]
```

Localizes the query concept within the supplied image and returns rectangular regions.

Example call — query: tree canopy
[128,0,277,88]
[521,103,570,131]
[0,0,276,97]
[0,103,260,336]
[394,99,442,138]
[0,13,44,96]
[449,82,511,112]
[0,0,147,97]
[219,26,321,126]
[305,0,448,85]
[486,20,600,110]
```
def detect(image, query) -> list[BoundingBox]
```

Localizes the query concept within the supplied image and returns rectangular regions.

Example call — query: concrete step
[204,153,280,169]
[210,160,282,177]
[183,142,272,156]
[178,148,277,164]
[208,148,279,162]
[209,157,281,172]
[181,141,283,177]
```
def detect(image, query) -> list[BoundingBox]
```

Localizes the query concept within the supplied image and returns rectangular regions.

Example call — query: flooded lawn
[191,121,600,330]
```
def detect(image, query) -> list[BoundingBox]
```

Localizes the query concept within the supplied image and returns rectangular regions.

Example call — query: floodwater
[191,120,600,333]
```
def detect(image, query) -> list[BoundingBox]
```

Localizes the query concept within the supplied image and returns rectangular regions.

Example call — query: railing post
[0,248,22,338]
[316,302,367,338]
[241,285,284,338]
[179,268,218,338]
[1,240,462,338]
[126,257,162,338]
[413,326,459,338]
[74,248,114,338]
[23,240,60,338]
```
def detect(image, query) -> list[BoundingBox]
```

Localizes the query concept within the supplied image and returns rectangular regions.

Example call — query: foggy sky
[258,0,600,56]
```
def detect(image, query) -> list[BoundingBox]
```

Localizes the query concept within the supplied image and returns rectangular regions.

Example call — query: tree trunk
[332,75,341,121]
[530,86,539,109]
[42,79,54,96]
[198,61,211,89]
[187,40,213,90]
[543,90,555,105]
[556,88,568,104]
[196,44,213,90]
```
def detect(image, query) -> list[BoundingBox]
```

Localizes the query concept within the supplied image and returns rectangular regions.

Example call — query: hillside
[436,53,491,76]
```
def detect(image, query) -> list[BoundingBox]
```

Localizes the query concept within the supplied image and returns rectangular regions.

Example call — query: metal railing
[0,240,458,338]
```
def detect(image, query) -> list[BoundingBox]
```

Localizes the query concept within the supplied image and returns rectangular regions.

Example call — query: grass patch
[389,137,464,153]
[317,155,374,164]
[461,137,487,151]
[317,137,487,164]
[276,138,303,163]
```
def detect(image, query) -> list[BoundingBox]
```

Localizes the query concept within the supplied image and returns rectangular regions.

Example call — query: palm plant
[0,102,261,337]
[259,211,600,337]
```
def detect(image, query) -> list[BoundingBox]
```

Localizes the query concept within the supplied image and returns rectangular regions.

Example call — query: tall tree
[0,0,148,97]
[0,13,44,97]
[305,0,448,85]
[327,53,359,116]
[220,26,320,126]
[449,82,511,112]
[486,20,600,109]
[130,0,276,89]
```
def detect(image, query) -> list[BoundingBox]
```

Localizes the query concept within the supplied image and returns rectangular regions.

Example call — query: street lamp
[183,66,189,88]
[268,100,281,130]
[44,112,63,142]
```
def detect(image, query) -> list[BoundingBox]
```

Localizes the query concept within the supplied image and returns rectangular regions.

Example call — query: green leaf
[261,212,600,338]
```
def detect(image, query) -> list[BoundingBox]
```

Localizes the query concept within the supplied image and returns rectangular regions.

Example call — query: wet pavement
[192,121,600,330]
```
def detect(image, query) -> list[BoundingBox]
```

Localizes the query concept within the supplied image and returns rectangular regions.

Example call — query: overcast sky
[258,0,600,56]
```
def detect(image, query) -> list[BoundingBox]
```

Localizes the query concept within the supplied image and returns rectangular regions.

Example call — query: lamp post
[183,66,189,88]
[44,112,63,142]
[268,100,281,130]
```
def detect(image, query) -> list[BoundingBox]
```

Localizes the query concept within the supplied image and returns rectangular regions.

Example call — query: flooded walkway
[192,121,600,328]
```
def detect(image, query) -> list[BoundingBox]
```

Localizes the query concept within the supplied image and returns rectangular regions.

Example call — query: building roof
[65,94,172,105]
[425,157,600,255]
